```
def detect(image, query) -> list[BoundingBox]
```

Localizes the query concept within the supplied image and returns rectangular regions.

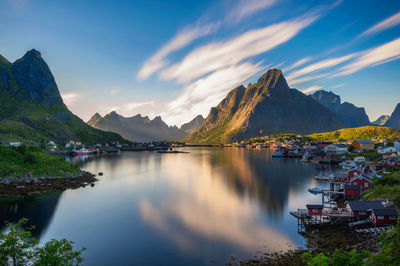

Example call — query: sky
[0,0,399,126]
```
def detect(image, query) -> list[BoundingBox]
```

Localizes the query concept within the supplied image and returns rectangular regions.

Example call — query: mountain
[0,49,127,144]
[180,115,205,136]
[372,115,390,126]
[185,69,343,143]
[88,112,203,142]
[385,103,400,129]
[310,90,370,128]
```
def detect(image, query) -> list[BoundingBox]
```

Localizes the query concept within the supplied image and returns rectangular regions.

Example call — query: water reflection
[0,148,336,265]
[0,193,62,238]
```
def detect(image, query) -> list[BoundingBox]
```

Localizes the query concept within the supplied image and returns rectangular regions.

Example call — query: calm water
[0,148,336,265]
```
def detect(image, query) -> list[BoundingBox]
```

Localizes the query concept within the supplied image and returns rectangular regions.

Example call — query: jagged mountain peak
[385,103,400,129]
[372,115,390,126]
[11,49,63,105]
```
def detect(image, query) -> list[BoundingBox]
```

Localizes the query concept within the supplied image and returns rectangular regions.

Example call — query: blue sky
[0,0,399,126]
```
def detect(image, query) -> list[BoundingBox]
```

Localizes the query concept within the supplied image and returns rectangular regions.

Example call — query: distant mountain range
[372,115,390,126]
[310,90,370,128]
[0,49,126,144]
[87,112,204,142]
[185,69,343,143]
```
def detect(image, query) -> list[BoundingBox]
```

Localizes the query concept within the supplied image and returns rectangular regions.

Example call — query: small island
[0,145,97,196]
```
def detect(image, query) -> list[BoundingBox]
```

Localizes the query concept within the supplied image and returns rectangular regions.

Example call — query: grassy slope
[307,126,400,142]
[0,90,128,145]
[0,145,80,178]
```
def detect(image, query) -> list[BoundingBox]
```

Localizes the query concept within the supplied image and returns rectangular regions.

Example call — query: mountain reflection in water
[0,148,334,265]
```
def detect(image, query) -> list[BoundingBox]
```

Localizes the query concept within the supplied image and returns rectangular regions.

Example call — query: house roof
[350,174,372,183]
[306,204,323,209]
[355,139,374,145]
[332,144,348,148]
[344,184,361,190]
[370,208,398,216]
[347,201,384,211]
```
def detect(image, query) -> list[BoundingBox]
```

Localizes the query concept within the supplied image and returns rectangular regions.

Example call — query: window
[364,182,369,187]
[389,216,397,220]
[312,209,319,213]
[377,216,384,220]
[359,211,366,215]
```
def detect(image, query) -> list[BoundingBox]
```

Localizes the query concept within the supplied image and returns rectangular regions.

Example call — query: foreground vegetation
[0,218,84,265]
[306,126,400,142]
[0,145,79,178]
[302,167,400,265]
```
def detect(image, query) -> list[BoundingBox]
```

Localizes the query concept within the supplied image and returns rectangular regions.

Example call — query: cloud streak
[301,85,322,94]
[359,11,400,37]
[334,37,400,76]
[226,0,277,24]
[126,101,155,110]
[61,92,83,106]
[137,24,218,80]
[160,15,319,84]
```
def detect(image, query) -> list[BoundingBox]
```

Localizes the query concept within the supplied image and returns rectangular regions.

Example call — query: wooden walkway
[349,219,370,227]
[355,226,393,233]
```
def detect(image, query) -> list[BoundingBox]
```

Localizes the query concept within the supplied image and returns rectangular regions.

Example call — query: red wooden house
[306,204,323,215]
[349,174,372,190]
[344,184,362,199]
[369,208,398,224]
[332,172,348,183]
[347,168,363,179]
[347,201,385,219]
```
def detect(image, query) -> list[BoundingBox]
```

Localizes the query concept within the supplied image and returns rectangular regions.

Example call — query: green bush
[0,219,85,266]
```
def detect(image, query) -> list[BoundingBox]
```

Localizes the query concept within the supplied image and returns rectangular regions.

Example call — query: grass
[307,126,400,142]
[0,145,80,178]
[363,167,400,206]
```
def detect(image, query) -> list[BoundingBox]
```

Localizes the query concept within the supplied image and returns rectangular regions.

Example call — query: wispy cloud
[334,37,400,76]
[61,92,83,106]
[286,53,357,81]
[283,57,311,73]
[160,15,319,84]
[288,73,329,86]
[110,89,119,95]
[301,85,322,94]
[359,11,400,37]
[163,62,263,126]
[126,101,155,110]
[331,83,346,89]
[225,0,277,24]
[137,24,218,80]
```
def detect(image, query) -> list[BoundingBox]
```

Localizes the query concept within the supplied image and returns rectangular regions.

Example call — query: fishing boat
[72,148,93,155]
[315,175,332,181]
[308,188,324,194]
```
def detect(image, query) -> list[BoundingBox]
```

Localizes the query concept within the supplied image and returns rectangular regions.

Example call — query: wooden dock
[355,226,393,233]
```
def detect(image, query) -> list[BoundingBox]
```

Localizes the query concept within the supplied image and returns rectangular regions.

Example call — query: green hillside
[307,126,400,141]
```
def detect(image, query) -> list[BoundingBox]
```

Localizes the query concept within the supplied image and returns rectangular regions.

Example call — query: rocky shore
[0,171,98,196]
[236,224,381,265]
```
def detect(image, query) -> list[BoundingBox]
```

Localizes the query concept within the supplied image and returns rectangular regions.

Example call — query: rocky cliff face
[385,104,400,129]
[180,115,205,135]
[372,115,390,126]
[310,90,370,128]
[185,69,343,143]
[11,49,63,105]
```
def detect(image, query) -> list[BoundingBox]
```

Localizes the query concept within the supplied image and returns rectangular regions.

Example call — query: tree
[0,218,38,266]
[33,239,85,266]
[0,219,85,266]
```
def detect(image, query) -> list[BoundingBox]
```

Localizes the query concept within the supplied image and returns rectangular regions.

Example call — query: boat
[308,188,324,194]
[72,148,93,155]
[272,150,283,157]
[315,175,332,181]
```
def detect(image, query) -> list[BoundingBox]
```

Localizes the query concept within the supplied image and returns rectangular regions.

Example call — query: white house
[324,144,349,154]
[9,142,21,147]
[354,156,366,164]
[394,141,400,149]
[377,146,397,154]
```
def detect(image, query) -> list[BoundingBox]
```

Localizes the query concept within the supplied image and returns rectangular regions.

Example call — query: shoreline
[0,171,98,196]
[237,224,381,265]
